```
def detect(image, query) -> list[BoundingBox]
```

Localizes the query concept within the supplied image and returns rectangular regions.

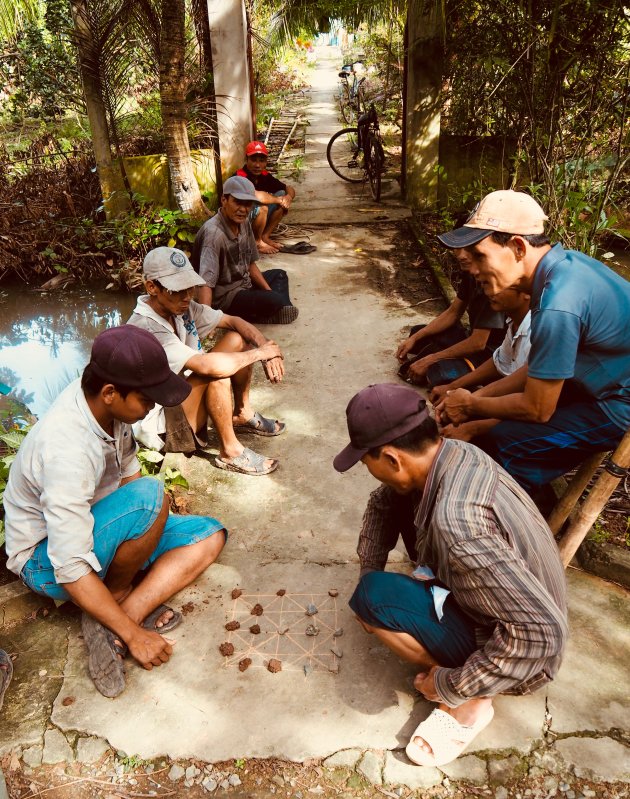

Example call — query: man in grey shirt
[191,176,299,325]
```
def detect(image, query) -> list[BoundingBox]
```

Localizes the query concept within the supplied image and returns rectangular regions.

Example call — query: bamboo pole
[558,429,630,568]
[547,450,606,535]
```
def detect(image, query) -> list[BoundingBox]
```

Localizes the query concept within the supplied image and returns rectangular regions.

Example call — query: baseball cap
[245,140,269,156]
[89,325,191,407]
[143,247,206,292]
[438,190,548,248]
[223,175,260,203]
[333,383,430,472]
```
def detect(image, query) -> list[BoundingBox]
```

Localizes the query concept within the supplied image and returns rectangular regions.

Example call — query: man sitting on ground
[236,140,296,255]
[436,189,630,493]
[429,286,531,442]
[4,326,227,698]
[334,383,568,767]
[128,246,286,476]
[192,176,299,325]
[396,248,505,386]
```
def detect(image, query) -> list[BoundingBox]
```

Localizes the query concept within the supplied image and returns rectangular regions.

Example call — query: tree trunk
[70,0,128,217]
[159,0,209,220]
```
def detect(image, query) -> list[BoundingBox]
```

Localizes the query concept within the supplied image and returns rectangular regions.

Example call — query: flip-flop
[279,242,317,254]
[81,613,127,698]
[405,705,495,766]
[215,447,278,476]
[142,604,182,634]
[234,411,286,437]
[0,650,13,712]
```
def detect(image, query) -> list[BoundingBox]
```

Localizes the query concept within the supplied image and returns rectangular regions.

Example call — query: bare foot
[258,240,279,254]
[233,413,284,434]
[153,608,174,629]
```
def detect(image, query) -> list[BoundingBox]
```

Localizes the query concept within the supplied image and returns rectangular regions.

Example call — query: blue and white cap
[142,246,206,291]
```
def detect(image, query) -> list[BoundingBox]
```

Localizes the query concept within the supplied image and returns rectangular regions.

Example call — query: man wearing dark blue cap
[335,383,567,767]
[4,326,226,698]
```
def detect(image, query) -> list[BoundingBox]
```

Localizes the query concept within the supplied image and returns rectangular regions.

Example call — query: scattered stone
[202,777,217,792]
[181,601,195,615]
[495,787,509,799]
[305,603,318,616]
[536,751,564,774]
[277,589,286,596]
[303,664,313,677]
[238,658,252,672]
[76,737,110,764]
[543,777,559,793]
[559,783,570,792]
[556,737,630,783]
[219,642,234,656]
[220,779,229,790]
[168,765,185,782]
[186,765,200,780]
[251,603,264,616]
[328,589,339,597]
[42,729,74,765]
[272,775,285,787]
[22,745,43,768]
[382,751,442,789]
[268,658,282,673]
[249,624,261,635]
[38,669,47,677]
[305,624,319,636]
[278,627,290,635]
[330,646,343,658]
[440,754,487,785]
[61,696,75,706]
[488,755,526,785]
[333,628,343,637]
[346,774,366,789]
[225,620,240,631]
[358,751,383,786]
[231,588,243,599]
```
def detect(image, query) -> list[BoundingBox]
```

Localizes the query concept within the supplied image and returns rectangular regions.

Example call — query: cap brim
[333,442,369,473]
[437,226,493,248]
[230,191,261,204]
[158,271,207,291]
[143,371,191,407]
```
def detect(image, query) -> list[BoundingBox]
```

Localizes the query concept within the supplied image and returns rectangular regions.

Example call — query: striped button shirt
[357,439,568,707]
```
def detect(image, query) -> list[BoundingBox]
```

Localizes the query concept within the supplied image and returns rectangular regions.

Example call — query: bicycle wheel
[367,137,384,201]
[340,97,356,125]
[327,128,365,183]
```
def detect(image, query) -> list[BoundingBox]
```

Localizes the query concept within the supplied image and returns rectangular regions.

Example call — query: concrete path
[1,47,629,790]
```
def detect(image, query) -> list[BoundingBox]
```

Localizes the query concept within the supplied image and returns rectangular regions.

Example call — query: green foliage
[234,758,246,769]
[137,449,189,495]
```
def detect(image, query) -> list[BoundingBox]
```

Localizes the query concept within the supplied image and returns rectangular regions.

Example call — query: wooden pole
[547,450,606,535]
[558,429,630,568]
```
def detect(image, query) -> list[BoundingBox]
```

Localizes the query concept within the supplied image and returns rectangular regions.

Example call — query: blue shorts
[250,190,286,221]
[349,572,478,668]
[20,477,226,602]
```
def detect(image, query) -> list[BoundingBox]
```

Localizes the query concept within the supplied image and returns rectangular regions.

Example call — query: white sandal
[405,706,495,766]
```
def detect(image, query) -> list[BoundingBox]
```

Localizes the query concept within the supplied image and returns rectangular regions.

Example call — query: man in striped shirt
[334,383,568,767]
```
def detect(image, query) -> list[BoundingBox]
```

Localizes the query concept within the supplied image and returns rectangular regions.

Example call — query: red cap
[245,141,269,156]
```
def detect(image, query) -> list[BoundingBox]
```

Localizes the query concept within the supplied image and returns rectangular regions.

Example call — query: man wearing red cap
[236,140,297,255]
[334,383,568,767]
[4,326,226,698]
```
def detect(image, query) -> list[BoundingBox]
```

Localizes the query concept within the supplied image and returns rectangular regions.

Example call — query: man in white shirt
[4,326,227,698]
[128,247,286,476]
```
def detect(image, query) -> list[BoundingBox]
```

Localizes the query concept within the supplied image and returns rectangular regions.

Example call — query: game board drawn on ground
[221,591,342,673]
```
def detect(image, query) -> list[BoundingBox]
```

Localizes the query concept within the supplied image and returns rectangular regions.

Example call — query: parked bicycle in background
[327,102,385,201]
[337,60,366,125]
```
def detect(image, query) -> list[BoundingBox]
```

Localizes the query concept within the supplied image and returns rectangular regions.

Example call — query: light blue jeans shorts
[250,190,286,221]
[20,477,226,602]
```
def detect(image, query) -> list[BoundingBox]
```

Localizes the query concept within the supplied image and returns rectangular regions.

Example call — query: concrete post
[404,0,444,209]
[206,0,255,177]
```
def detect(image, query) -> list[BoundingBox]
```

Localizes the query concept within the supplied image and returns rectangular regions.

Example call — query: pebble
[333,628,343,637]
[203,777,217,791]
[303,664,313,677]
[231,588,242,599]
[39,669,47,677]
[168,765,185,781]
[272,775,285,787]
[220,779,229,790]
[305,603,318,616]
[330,646,342,658]
[186,765,200,779]
[495,787,508,799]
[305,624,319,636]
[559,785,570,793]
[328,589,339,597]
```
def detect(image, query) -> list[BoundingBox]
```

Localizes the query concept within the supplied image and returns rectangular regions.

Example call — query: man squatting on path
[192,176,299,326]
[4,326,227,698]
[128,246,287,477]
[335,383,568,767]
[435,190,630,494]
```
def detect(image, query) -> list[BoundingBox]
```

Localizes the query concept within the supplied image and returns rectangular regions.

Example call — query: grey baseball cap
[142,247,206,291]
[223,175,260,203]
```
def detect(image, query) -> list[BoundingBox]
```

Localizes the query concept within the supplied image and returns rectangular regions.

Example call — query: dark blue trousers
[225,269,291,323]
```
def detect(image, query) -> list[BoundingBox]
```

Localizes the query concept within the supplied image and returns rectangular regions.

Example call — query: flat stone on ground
[42,729,73,765]
[382,751,442,789]
[357,750,383,785]
[488,755,526,785]
[555,737,630,782]
[21,744,43,768]
[323,749,363,769]
[76,736,110,764]
[168,764,186,781]
[440,754,487,784]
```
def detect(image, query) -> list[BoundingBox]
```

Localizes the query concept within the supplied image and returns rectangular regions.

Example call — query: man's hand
[441,422,474,442]
[263,355,284,384]
[438,388,474,426]
[413,666,440,702]
[279,195,292,210]
[408,356,435,384]
[127,628,174,670]
[396,335,417,362]
[258,340,283,363]
[429,384,449,405]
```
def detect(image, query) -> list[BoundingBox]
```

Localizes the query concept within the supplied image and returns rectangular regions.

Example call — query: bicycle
[337,61,366,125]
[326,103,385,201]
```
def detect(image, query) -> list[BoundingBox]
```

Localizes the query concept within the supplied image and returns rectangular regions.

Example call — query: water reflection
[0,288,136,417]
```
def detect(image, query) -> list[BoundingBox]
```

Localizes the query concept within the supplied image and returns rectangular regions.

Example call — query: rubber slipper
[81,613,126,698]
[405,706,495,766]
[234,411,286,437]
[279,242,317,254]
[0,650,13,712]
[142,604,182,634]
[215,447,278,476]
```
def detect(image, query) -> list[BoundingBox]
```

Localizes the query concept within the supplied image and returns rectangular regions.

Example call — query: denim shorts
[349,571,478,668]
[250,190,286,221]
[20,477,226,602]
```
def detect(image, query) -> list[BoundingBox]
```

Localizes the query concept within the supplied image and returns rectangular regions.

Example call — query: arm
[407,327,491,383]
[430,357,501,405]
[249,262,272,291]
[357,485,414,575]
[218,313,284,383]
[440,418,500,442]
[184,340,283,380]
[396,299,466,361]
[278,185,295,210]
[197,285,213,307]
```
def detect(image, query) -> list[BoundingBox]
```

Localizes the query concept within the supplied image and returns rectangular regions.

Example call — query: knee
[198,528,226,565]
[257,206,269,224]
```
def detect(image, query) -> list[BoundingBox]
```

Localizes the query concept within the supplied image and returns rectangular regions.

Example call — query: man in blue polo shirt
[436,189,630,492]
